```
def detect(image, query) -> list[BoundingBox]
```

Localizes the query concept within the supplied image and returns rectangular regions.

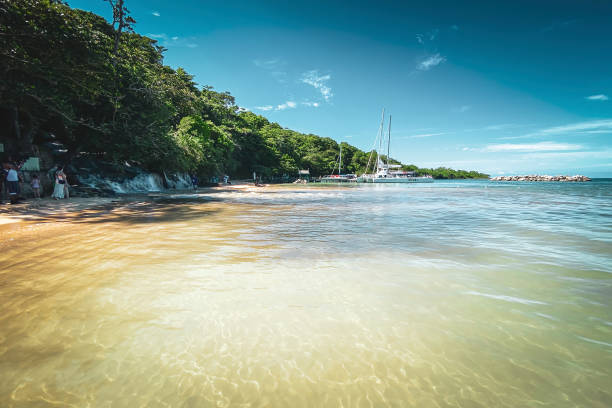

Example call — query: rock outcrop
[491,175,591,182]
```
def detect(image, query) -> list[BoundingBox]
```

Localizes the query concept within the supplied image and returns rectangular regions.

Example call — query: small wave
[465,291,547,305]
[576,336,612,348]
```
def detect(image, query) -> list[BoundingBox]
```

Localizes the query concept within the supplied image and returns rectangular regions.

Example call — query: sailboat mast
[378,109,385,170]
[364,108,385,176]
[387,115,392,167]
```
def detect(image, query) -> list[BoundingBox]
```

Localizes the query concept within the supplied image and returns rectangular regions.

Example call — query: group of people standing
[1,161,69,204]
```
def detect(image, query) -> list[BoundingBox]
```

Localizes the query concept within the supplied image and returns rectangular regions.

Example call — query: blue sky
[69,0,612,176]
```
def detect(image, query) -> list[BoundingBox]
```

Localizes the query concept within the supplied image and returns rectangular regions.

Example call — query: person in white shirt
[6,164,21,204]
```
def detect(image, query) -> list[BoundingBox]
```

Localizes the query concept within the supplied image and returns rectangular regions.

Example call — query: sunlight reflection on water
[1,181,611,407]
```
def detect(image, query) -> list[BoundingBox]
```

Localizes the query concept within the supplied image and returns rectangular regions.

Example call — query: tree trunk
[10,107,21,140]
[111,0,124,64]
[19,110,36,154]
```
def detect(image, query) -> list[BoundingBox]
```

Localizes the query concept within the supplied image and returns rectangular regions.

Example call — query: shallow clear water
[1,180,611,407]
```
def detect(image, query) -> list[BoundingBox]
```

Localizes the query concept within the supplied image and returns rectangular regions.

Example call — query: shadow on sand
[0,194,224,225]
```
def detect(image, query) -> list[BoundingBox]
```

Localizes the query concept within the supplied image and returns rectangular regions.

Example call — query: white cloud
[276,101,297,110]
[417,53,446,71]
[483,142,583,153]
[581,130,612,134]
[521,149,612,160]
[146,33,197,48]
[256,100,316,112]
[484,123,516,131]
[253,58,283,69]
[152,11,160,17]
[416,29,439,44]
[534,119,612,136]
[586,94,609,101]
[300,70,333,101]
[501,119,612,140]
[409,132,445,138]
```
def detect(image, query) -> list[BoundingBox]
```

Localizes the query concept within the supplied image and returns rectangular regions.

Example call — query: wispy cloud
[416,29,439,45]
[533,119,612,136]
[152,11,160,17]
[253,58,283,70]
[276,101,297,110]
[417,53,446,71]
[254,101,297,112]
[302,101,320,108]
[484,142,583,153]
[147,33,198,48]
[300,70,333,102]
[409,132,445,138]
[450,25,459,31]
[521,149,612,160]
[501,119,612,140]
[586,94,609,101]
[483,123,517,131]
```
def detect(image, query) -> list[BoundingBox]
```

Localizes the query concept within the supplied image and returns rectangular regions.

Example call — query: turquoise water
[219,179,612,270]
[1,179,611,407]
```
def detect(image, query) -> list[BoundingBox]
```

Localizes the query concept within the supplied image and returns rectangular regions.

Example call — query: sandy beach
[0,184,267,237]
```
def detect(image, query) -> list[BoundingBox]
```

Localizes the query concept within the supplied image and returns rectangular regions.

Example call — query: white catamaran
[358,110,433,183]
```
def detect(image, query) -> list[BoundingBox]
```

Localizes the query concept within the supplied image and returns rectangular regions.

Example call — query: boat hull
[320,178,357,183]
[357,177,434,183]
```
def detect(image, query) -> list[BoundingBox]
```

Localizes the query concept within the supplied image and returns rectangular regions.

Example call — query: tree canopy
[0,0,489,180]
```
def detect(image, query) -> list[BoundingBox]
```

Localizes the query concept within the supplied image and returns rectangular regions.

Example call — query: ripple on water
[1,181,611,407]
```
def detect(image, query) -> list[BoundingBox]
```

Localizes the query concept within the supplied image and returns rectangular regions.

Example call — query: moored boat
[358,110,433,183]
[320,143,358,183]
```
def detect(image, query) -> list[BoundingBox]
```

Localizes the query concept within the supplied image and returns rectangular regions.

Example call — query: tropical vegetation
[0,0,489,180]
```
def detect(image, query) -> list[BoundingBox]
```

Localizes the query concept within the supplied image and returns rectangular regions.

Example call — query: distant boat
[358,110,433,183]
[320,142,357,183]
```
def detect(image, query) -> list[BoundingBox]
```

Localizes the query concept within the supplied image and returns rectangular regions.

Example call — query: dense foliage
[0,0,489,180]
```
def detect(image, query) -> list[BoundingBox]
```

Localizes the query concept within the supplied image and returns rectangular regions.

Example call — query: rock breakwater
[491,175,591,182]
